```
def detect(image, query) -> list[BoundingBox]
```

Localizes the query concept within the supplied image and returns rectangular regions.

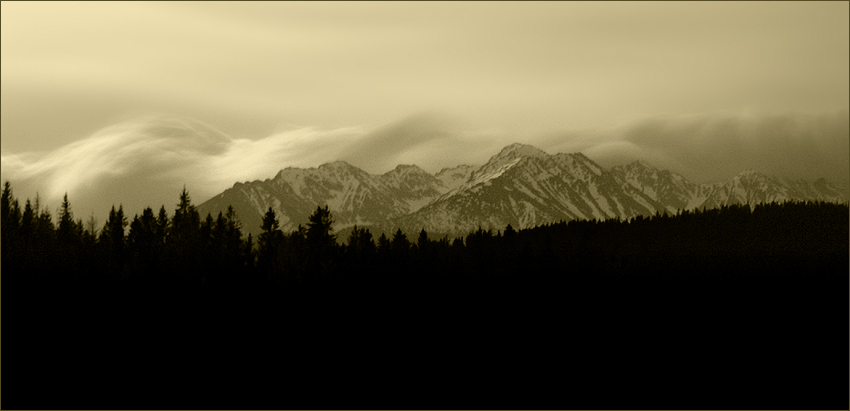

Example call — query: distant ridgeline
[2,179,848,410]
[2,178,847,289]
[197,143,849,239]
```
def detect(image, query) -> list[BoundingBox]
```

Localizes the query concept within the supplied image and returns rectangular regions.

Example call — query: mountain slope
[198,161,456,235]
[379,146,848,237]
[382,145,663,236]
[198,143,847,238]
[610,161,700,213]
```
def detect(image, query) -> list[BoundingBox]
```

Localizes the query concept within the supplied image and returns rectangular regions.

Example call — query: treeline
[1,183,252,290]
[2,180,848,410]
[2,181,848,292]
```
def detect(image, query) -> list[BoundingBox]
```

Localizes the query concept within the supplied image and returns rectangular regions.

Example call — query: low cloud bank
[0,114,364,222]
[597,110,849,184]
[2,110,846,227]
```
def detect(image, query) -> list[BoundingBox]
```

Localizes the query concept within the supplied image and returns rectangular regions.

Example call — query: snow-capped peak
[318,160,359,172]
[735,169,763,178]
[732,170,775,186]
[436,164,476,177]
[624,160,657,173]
[474,143,548,178]
[199,143,848,238]
[386,164,429,176]
[496,143,548,160]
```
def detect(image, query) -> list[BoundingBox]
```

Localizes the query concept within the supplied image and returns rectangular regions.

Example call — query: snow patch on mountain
[199,143,848,237]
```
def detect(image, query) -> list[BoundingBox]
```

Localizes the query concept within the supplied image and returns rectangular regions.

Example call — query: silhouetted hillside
[1,181,847,410]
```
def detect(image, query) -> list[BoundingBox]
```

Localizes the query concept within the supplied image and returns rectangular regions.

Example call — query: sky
[1,1,848,222]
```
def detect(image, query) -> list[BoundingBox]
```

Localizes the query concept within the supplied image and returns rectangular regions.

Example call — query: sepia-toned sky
[1,1,848,220]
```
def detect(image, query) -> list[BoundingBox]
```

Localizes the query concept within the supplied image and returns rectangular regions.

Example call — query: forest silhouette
[1,181,847,410]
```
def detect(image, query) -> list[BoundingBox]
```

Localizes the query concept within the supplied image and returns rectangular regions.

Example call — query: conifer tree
[392,229,409,251]
[390,229,411,270]
[128,207,159,280]
[303,205,338,281]
[503,224,516,240]
[1,182,20,236]
[55,193,82,278]
[99,205,128,280]
[171,187,201,245]
[223,206,244,271]
[168,187,202,283]
[20,199,34,231]
[243,233,255,271]
[35,198,55,242]
[347,225,362,254]
[358,227,375,256]
[377,233,391,254]
[347,225,376,257]
[156,206,169,244]
[306,205,336,251]
[20,200,35,268]
[1,182,22,275]
[57,193,75,241]
[417,228,430,250]
[257,207,283,282]
[1,181,12,224]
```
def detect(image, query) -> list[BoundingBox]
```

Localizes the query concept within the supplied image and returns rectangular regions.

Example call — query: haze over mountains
[2,112,848,227]
[2,1,847,239]
[198,143,849,238]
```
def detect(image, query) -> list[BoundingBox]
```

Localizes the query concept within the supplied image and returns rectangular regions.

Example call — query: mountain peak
[385,164,429,175]
[498,143,548,159]
[319,160,356,170]
[198,141,847,237]
[436,164,476,176]
[735,169,767,179]
[624,160,658,172]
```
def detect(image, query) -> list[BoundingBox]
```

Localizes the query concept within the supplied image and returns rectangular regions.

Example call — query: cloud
[337,112,507,173]
[0,114,365,221]
[605,110,850,183]
[2,110,846,226]
[0,111,525,222]
[1,112,506,223]
[4,1,847,151]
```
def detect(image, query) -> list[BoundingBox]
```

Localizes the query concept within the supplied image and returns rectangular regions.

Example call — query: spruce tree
[57,193,75,241]
[1,182,22,276]
[391,229,410,252]
[169,187,202,283]
[257,207,283,282]
[306,205,336,250]
[377,233,390,255]
[99,205,128,281]
[417,229,429,250]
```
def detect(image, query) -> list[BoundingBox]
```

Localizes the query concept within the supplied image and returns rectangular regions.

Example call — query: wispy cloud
[3,1,847,153]
[0,115,365,219]
[0,112,500,219]
[604,110,850,183]
[2,110,847,223]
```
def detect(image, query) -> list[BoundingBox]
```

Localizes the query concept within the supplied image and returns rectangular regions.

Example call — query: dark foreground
[3,266,847,410]
[2,197,848,409]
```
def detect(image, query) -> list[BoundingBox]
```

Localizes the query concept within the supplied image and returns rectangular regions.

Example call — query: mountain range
[198,143,848,239]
